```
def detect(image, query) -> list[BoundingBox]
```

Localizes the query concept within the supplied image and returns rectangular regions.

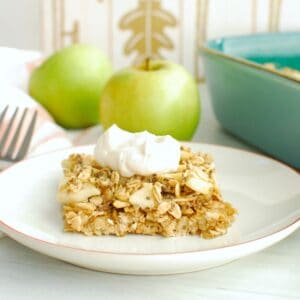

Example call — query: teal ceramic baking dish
[200,32,300,169]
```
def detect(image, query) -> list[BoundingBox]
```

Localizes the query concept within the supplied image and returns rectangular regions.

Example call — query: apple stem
[145,57,151,71]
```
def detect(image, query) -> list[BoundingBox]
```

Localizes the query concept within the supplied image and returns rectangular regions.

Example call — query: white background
[0,0,41,50]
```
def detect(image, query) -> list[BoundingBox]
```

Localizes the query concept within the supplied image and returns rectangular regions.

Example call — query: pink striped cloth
[0,47,72,157]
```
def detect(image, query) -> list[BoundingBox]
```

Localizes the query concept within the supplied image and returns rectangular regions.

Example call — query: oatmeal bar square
[57,146,237,238]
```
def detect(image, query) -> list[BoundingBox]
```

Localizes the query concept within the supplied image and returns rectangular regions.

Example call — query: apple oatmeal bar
[57,146,237,239]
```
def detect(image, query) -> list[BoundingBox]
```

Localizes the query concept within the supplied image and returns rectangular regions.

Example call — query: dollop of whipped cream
[94,125,180,177]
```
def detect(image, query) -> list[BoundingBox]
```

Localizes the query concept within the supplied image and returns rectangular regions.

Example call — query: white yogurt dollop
[94,125,180,177]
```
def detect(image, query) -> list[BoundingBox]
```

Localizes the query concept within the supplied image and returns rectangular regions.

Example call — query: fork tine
[0,107,19,154]
[0,105,9,128]
[15,110,38,160]
[4,108,28,158]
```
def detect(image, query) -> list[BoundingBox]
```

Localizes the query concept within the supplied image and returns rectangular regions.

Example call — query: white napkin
[0,47,41,90]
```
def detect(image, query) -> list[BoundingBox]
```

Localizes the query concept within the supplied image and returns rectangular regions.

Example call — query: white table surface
[1,85,299,300]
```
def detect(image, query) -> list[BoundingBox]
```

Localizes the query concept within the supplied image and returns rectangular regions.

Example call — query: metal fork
[0,105,37,170]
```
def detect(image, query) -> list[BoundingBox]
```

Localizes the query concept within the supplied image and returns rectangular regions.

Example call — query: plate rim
[0,215,299,256]
[0,142,299,256]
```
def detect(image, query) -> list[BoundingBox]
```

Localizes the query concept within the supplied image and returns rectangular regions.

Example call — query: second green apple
[100,60,200,140]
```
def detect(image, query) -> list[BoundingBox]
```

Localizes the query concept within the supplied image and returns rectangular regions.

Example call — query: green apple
[29,44,112,128]
[100,60,200,140]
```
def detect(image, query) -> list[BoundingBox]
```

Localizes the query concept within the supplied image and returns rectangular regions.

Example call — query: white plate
[0,143,299,275]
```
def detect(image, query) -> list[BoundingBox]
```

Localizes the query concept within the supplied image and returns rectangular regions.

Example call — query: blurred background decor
[0,0,300,166]
[1,0,300,81]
